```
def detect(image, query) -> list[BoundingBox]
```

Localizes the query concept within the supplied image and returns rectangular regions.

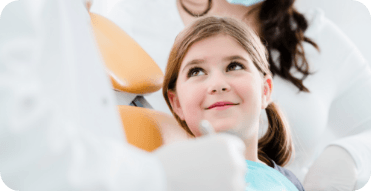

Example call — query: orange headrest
[90,13,164,94]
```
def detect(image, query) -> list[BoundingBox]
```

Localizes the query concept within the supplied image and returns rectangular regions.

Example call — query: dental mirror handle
[199,120,216,135]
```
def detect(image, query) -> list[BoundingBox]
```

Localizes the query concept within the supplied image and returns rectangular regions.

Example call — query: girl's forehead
[190,34,240,49]
[183,35,242,57]
[180,36,252,68]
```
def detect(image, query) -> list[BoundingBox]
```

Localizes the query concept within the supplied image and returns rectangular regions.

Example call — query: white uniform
[0,0,166,190]
[295,0,371,68]
[106,0,371,189]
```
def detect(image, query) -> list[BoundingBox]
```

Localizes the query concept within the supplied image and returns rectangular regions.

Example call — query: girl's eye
[228,61,245,69]
[187,67,205,77]
[187,61,245,78]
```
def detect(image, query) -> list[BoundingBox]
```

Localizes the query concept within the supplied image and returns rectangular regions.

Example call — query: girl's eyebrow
[181,59,205,73]
[223,55,248,62]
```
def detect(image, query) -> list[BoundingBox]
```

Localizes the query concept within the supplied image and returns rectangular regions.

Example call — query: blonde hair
[162,16,293,167]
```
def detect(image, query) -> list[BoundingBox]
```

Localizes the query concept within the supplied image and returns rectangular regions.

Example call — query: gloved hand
[154,133,247,191]
[303,145,357,191]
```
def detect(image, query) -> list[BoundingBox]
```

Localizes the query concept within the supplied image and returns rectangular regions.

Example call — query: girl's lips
[212,104,234,110]
[207,103,239,110]
[208,101,234,109]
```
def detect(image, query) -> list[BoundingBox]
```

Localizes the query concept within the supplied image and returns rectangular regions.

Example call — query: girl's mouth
[208,103,239,110]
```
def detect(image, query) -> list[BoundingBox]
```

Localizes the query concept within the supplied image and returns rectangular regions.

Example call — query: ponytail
[258,102,293,167]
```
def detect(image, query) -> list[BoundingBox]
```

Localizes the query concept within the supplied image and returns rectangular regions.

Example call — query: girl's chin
[213,125,236,134]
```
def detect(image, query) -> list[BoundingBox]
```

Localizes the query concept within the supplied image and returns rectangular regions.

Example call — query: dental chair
[89,12,190,152]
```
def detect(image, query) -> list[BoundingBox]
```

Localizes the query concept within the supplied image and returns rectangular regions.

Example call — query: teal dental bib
[245,160,299,191]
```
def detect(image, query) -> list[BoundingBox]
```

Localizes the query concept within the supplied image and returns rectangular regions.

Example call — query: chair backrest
[89,12,190,151]
[118,105,191,151]
[90,12,164,94]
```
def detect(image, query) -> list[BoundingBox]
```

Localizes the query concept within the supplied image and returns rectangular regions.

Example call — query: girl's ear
[168,91,185,120]
[261,76,273,109]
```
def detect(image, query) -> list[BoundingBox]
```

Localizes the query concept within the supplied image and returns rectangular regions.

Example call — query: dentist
[0,0,246,191]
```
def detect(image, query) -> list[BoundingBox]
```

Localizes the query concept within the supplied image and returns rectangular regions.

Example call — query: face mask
[227,0,265,7]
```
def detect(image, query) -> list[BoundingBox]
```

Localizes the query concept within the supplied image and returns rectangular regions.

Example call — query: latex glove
[303,146,357,191]
[154,133,247,191]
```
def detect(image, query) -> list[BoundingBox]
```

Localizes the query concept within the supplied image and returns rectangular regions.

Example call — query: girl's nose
[207,72,231,94]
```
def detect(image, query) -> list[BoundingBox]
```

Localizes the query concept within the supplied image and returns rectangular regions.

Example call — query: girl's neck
[243,136,267,165]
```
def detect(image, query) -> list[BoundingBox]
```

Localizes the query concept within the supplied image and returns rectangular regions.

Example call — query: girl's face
[168,35,271,138]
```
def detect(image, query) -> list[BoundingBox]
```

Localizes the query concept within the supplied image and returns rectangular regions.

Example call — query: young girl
[162,16,304,190]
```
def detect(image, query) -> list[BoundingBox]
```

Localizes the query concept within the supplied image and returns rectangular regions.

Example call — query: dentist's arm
[0,1,165,191]
[303,18,371,190]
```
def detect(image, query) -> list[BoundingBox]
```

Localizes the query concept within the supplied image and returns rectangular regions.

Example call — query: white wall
[90,0,121,16]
